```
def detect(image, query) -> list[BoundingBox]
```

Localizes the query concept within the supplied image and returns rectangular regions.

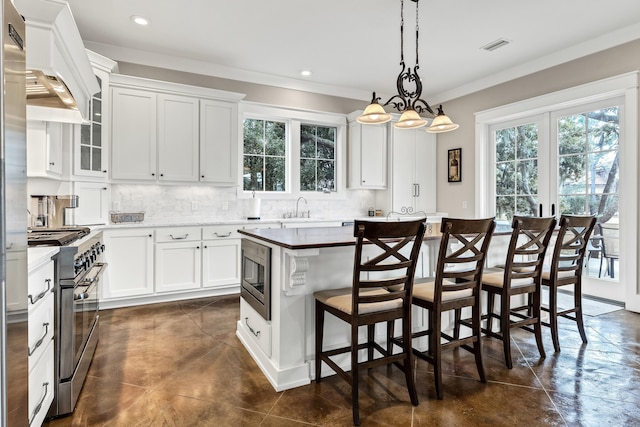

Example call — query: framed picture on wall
[448,148,461,182]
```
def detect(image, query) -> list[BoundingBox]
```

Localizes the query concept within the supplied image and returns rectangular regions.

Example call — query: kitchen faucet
[295,196,307,218]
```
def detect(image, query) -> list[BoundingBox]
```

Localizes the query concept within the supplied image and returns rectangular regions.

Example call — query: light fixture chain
[400,0,405,63]
[415,0,419,67]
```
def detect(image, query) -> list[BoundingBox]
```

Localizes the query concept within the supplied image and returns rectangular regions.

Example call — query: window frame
[238,102,347,200]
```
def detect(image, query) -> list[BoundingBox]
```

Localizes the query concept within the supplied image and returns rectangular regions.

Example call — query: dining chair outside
[541,214,596,352]
[404,217,495,399]
[600,222,620,279]
[314,219,425,426]
[476,216,556,369]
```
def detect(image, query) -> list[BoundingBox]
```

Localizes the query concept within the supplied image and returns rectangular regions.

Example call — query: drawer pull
[214,232,232,238]
[169,234,189,240]
[28,382,49,426]
[28,278,51,305]
[28,323,49,356]
[245,317,260,338]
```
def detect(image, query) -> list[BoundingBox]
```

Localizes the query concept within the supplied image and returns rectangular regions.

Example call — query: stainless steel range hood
[15,0,100,123]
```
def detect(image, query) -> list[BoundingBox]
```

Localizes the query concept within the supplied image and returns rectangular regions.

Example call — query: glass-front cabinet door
[74,70,109,179]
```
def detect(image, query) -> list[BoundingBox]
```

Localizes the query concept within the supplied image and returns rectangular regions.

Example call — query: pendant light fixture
[357,0,458,133]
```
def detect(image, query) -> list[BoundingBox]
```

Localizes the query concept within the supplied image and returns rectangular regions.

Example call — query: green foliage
[495,107,619,224]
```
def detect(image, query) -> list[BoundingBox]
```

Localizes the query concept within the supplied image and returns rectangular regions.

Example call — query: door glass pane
[494,123,539,223]
[557,106,619,279]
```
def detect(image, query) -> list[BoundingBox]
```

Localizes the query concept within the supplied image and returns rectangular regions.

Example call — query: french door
[488,97,628,303]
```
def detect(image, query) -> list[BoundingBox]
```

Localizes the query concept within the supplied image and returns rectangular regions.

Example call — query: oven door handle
[75,262,107,300]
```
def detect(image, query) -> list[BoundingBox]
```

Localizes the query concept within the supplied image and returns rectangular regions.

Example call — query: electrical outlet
[462,200,468,209]
[222,201,229,211]
[113,201,121,211]
[191,201,198,211]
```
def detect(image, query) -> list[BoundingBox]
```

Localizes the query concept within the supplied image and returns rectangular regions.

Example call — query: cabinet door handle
[160,173,164,177]
[169,234,189,240]
[151,173,155,177]
[28,382,49,426]
[49,162,55,166]
[245,317,261,338]
[214,232,232,238]
[416,183,420,197]
[28,323,49,356]
[201,175,205,178]
[28,278,51,305]
[103,170,108,173]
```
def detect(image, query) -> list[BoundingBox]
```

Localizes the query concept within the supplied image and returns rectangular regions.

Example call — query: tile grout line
[511,337,569,427]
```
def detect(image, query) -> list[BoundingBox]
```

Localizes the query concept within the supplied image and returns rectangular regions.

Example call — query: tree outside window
[495,123,539,221]
[300,124,336,192]
[243,119,286,192]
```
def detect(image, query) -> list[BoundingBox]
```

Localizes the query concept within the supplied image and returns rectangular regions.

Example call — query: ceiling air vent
[481,38,511,52]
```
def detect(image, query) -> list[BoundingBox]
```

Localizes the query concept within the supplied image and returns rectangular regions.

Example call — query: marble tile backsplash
[111,185,376,224]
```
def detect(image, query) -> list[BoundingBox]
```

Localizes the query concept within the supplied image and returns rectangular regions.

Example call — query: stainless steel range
[37,229,107,419]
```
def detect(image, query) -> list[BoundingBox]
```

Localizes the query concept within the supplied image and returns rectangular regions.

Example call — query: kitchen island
[236,223,442,391]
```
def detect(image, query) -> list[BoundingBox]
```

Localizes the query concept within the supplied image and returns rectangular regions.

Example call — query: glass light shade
[393,109,427,129]
[426,113,459,133]
[357,102,392,124]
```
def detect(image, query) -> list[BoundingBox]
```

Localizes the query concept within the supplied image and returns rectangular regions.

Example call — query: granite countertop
[238,225,442,250]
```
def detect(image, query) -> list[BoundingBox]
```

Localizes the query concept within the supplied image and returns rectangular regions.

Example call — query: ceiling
[66,0,640,104]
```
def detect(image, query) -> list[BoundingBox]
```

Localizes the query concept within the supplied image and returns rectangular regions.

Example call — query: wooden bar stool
[476,216,556,369]
[541,215,596,352]
[314,219,425,426]
[407,217,495,399]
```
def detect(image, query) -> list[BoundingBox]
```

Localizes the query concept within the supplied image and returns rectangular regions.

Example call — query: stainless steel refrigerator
[1,0,28,425]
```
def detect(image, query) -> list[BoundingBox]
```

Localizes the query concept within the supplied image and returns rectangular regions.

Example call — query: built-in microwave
[240,239,271,320]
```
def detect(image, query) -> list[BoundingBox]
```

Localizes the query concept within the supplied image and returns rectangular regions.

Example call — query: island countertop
[238,224,442,250]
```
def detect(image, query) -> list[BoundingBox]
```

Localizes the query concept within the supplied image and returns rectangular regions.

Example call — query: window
[243,119,286,192]
[241,104,345,197]
[300,124,336,192]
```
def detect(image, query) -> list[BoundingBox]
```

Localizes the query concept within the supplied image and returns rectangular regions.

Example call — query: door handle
[551,203,556,216]
[539,204,543,217]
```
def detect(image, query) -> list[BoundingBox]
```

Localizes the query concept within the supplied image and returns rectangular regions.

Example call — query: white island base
[236,226,439,391]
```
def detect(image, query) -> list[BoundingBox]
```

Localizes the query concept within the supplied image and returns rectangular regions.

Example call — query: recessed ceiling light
[300,70,312,77]
[131,15,151,26]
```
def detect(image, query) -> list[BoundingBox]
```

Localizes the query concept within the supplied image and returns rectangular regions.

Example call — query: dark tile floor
[43,295,639,427]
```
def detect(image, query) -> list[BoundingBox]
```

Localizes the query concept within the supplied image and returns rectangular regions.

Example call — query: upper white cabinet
[72,181,110,225]
[347,113,387,189]
[111,86,157,181]
[110,74,244,184]
[157,93,200,182]
[73,52,118,180]
[377,127,437,215]
[200,99,238,184]
[27,120,64,179]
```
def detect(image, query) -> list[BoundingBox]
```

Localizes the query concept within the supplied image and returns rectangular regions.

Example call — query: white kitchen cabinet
[102,229,154,299]
[202,239,241,289]
[27,257,55,427]
[73,52,117,180]
[378,127,436,215]
[347,116,387,189]
[27,120,63,178]
[154,227,201,293]
[157,94,199,182]
[111,86,157,181]
[110,74,244,184]
[200,99,237,185]
[72,181,110,225]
